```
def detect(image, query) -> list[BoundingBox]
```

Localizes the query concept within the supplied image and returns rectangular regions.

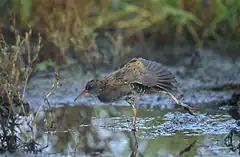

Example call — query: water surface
[11,105,238,157]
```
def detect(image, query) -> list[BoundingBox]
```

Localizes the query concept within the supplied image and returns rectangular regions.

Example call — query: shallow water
[6,48,239,157]
[6,105,239,157]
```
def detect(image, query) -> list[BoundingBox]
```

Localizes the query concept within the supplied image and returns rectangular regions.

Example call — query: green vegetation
[35,59,56,71]
[12,0,32,27]
[0,0,236,66]
[11,0,240,42]
[0,29,40,152]
[0,28,59,153]
[0,29,41,110]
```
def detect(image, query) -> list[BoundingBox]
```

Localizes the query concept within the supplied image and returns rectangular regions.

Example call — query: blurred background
[0,0,240,68]
[0,0,240,157]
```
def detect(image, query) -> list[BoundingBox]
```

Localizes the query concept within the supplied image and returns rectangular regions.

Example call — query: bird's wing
[119,57,177,93]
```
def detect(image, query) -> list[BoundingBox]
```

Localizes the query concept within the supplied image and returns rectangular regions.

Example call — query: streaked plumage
[95,58,176,101]
[74,57,193,131]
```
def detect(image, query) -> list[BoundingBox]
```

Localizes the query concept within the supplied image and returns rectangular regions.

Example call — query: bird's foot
[179,102,195,116]
[167,92,195,116]
[131,127,136,132]
[131,124,137,132]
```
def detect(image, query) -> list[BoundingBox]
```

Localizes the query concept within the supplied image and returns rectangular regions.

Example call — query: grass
[0,28,38,152]
[0,27,60,153]
[0,28,40,112]
[3,0,238,65]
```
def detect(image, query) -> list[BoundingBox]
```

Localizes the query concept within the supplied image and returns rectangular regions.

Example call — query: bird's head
[74,79,101,101]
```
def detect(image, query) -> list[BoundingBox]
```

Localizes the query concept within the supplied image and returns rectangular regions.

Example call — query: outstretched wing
[120,57,177,93]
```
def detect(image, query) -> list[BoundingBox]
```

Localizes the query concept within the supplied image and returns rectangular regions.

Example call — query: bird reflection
[129,131,138,157]
[34,104,197,156]
[35,105,112,155]
[176,140,197,157]
[224,92,240,155]
[225,129,240,155]
[35,105,142,156]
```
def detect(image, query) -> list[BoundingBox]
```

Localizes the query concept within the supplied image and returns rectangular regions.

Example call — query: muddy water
[8,48,239,157]
[4,105,239,157]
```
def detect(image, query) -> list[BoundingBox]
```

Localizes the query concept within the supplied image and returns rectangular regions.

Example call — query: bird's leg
[125,96,137,132]
[166,92,195,116]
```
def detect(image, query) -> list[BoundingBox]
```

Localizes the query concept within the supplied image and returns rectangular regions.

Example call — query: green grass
[5,0,239,64]
[9,0,239,41]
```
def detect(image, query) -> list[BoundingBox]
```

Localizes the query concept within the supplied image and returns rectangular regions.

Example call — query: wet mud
[9,48,240,157]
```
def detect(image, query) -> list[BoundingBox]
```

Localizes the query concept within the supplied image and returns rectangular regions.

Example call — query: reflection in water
[177,140,196,157]
[31,105,239,157]
[129,132,138,157]
[36,104,140,156]
[36,105,111,156]
[225,129,240,155]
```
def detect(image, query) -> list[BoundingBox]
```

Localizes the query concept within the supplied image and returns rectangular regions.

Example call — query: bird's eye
[86,84,91,90]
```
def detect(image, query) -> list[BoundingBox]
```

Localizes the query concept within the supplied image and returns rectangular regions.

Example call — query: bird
[74,57,194,131]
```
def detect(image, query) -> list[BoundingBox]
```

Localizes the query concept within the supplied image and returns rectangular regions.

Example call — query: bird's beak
[74,89,88,101]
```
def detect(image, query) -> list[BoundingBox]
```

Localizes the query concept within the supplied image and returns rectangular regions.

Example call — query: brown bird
[74,57,193,131]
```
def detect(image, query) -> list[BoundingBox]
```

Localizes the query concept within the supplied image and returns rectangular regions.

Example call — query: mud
[25,48,240,110]
[9,47,239,157]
